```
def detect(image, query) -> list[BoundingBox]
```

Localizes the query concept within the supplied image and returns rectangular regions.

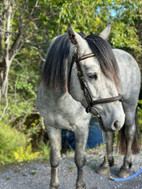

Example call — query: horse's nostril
[111,120,120,131]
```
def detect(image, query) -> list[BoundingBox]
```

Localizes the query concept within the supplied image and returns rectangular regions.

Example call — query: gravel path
[0,148,142,189]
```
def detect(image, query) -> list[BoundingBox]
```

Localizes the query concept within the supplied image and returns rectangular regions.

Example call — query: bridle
[69,52,122,115]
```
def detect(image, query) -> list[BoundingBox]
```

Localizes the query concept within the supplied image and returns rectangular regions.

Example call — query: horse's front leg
[96,131,114,175]
[75,126,89,189]
[46,126,61,189]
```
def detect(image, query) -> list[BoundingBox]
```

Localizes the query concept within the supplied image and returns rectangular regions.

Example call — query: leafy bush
[13,144,40,162]
[0,122,27,164]
[0,122,44,164]
[37,142,50,162]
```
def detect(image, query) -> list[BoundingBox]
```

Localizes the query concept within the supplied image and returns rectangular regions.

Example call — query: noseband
[69,53,122,114]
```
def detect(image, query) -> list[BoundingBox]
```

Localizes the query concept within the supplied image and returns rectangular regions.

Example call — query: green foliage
[37,142,50,162]
[111,0,142,58]
[58,0,112,34]
[111,22,141,52]
[57,0,141,57]
[13,144,40,162]
[0,122,50,164]
[0,122,27,164]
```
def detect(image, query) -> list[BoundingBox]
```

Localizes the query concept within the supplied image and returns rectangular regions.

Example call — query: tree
[0,0,48,118]
[0,0,63,145]
[111,0,142,65]
[57,0,141,61]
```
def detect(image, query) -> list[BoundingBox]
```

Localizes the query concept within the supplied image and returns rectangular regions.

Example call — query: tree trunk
[0,0,23,104]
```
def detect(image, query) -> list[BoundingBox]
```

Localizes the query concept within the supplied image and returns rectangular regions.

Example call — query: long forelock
[85,34,121,88]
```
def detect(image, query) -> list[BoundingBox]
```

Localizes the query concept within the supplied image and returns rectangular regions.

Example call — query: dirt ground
[0,148,142,189]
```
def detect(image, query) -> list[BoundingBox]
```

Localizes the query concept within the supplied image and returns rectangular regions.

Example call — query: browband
[78,53,96,61]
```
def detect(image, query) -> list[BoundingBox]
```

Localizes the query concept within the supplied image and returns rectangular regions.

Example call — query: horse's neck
[42,86,65,101]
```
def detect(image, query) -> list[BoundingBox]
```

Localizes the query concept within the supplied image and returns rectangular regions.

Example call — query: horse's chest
[53,111,73,130]
[39,91,90,130]
[51,99,77,130]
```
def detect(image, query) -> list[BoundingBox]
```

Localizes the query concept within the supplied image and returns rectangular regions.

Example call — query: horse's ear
[99,22,111,40]
[68,23,77,45]
[67,23,83,46]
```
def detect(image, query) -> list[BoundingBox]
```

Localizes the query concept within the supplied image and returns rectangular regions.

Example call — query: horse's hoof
[76,186,86,189]
[118,168,130,178]
[76,182,86,189]
[50,184,59,189]
[96,165,108,175]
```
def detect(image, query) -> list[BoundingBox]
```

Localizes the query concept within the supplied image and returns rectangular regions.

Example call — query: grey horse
[36,23,140,189]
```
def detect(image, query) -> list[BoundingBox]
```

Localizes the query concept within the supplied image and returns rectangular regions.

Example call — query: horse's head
[68,24,125,132]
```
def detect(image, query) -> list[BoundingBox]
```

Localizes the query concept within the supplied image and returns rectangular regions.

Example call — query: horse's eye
[88,73,98,80]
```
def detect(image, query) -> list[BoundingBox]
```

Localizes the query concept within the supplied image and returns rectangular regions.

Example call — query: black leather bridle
[69,52,122,114]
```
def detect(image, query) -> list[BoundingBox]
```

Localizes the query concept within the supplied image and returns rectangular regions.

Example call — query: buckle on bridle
[89,106,101,117]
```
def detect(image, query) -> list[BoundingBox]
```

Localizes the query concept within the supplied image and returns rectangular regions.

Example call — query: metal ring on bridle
[91,106,101,117]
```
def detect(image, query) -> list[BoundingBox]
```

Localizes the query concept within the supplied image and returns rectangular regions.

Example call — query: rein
[71,52,122,113]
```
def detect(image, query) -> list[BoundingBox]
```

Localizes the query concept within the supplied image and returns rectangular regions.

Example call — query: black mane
[42,34,71,92]
[42,32,120,92]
